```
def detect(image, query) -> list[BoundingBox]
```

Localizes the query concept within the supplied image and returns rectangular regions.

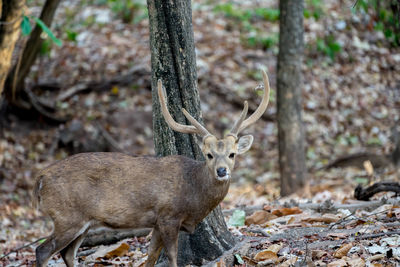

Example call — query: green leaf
[354,177,369,185]
[66,29,78,42]
[32,17,62,46]
[21,15,32,36]
[367,137,382,146]
[234,254,244,264]
[228,209,245,226]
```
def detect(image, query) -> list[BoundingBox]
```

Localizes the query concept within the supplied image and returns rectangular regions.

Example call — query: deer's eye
[229,153,235,159]
[207,154,214,160]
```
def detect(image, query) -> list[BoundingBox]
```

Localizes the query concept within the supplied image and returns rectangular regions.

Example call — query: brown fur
[33,147,244,267]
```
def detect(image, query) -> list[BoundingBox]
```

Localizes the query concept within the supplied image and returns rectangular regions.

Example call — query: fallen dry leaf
[302,213,340,224]
[327,233,349,239]
[327,259,347,267]
[245,210,277,225]
[279,256,298,267]
[347,257,365,267]
[104,242,130,259]
[334,243,352,258]
[271,207,302,217]
[254,250,278,262]
[311,249,327,259]
[363,160,374,176]
[367,254,385,262]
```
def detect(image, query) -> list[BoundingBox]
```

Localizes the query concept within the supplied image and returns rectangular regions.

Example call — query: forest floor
[1,0,400,266]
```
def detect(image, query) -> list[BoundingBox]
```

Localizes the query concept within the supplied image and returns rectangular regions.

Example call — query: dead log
[354,182,400,201]
[322,152,392,170]
[82,228,150,247]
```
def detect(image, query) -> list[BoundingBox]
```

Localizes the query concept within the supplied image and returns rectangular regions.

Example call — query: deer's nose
[217,167,227,177]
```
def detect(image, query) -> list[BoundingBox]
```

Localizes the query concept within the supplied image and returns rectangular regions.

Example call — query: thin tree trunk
[277,0,307,196]
[0,0,23,96]
[147,0,235,265]
[4,0,61,105]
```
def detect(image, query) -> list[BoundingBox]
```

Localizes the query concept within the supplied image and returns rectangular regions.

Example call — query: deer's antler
[158,80,211,137]
[229,70,270,136]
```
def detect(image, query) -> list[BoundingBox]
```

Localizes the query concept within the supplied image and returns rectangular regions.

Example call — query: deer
[33,70,270,267]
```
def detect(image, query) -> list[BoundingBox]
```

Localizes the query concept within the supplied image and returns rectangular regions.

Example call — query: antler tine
[181,108,211,137]
[237,70,270,133]
[229,101,249,137]
[157,80,200,134]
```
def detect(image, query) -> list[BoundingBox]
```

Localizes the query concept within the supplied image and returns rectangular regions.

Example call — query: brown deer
[33,70,270,267]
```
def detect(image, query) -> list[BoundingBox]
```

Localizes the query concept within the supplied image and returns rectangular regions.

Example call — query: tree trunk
[4,0,61,105]
[277,0,307,196]
[147,0,235,265]
[0,0,23,96]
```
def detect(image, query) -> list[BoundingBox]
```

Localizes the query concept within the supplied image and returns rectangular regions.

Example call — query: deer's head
[158,70,270,181]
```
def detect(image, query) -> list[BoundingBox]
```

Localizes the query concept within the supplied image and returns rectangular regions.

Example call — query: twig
[353,0,359,9]
[0,237,47,259]
[301,241,309,266]
[329,211,357,229]
[24,87,69,123]
[94,121,125,153]
[354,230,400,240]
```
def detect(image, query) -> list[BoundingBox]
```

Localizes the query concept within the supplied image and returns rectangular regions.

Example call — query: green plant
[21,15,62,46]
[214,3,279,22]
[245,32,278,50]
[213,3,252,21]
[316,35,342,61]
[107,0,147,24]
[304,0,324,20]
[213,2,280,50]
[354,0,400,46]
[253,8,279,22]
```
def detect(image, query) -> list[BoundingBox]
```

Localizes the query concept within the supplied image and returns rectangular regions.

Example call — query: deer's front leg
[158,220,180,267]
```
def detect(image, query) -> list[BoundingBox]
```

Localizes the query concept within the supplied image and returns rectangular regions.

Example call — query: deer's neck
[192,161,230,210]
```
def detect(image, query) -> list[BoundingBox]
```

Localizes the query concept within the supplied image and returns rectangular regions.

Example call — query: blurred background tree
[277,0,307,196]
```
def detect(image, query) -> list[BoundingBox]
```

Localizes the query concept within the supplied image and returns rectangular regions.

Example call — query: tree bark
[4,0,61,105]
[147,0,235,265]
[0,0,23,96]
[277,0,307,196]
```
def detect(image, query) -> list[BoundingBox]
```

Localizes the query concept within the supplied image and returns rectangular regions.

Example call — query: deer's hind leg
[60,223,90,267]
[35,222,90,267]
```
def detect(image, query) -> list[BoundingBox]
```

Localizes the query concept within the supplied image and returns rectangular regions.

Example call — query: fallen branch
[321,152,391,170]
[223,198,400,216]
[354,230,400,240]
[24,87,69,123]
[56,65,150,102]
[0,236,48,259]
[354,182,400,201]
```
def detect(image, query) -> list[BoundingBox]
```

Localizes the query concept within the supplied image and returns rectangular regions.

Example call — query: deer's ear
[237,135,253,154]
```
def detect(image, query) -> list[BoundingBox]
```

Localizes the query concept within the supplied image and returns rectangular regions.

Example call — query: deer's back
[34,152,200,228]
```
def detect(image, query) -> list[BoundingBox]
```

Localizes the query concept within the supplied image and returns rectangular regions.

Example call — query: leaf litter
[1,0,400,266]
